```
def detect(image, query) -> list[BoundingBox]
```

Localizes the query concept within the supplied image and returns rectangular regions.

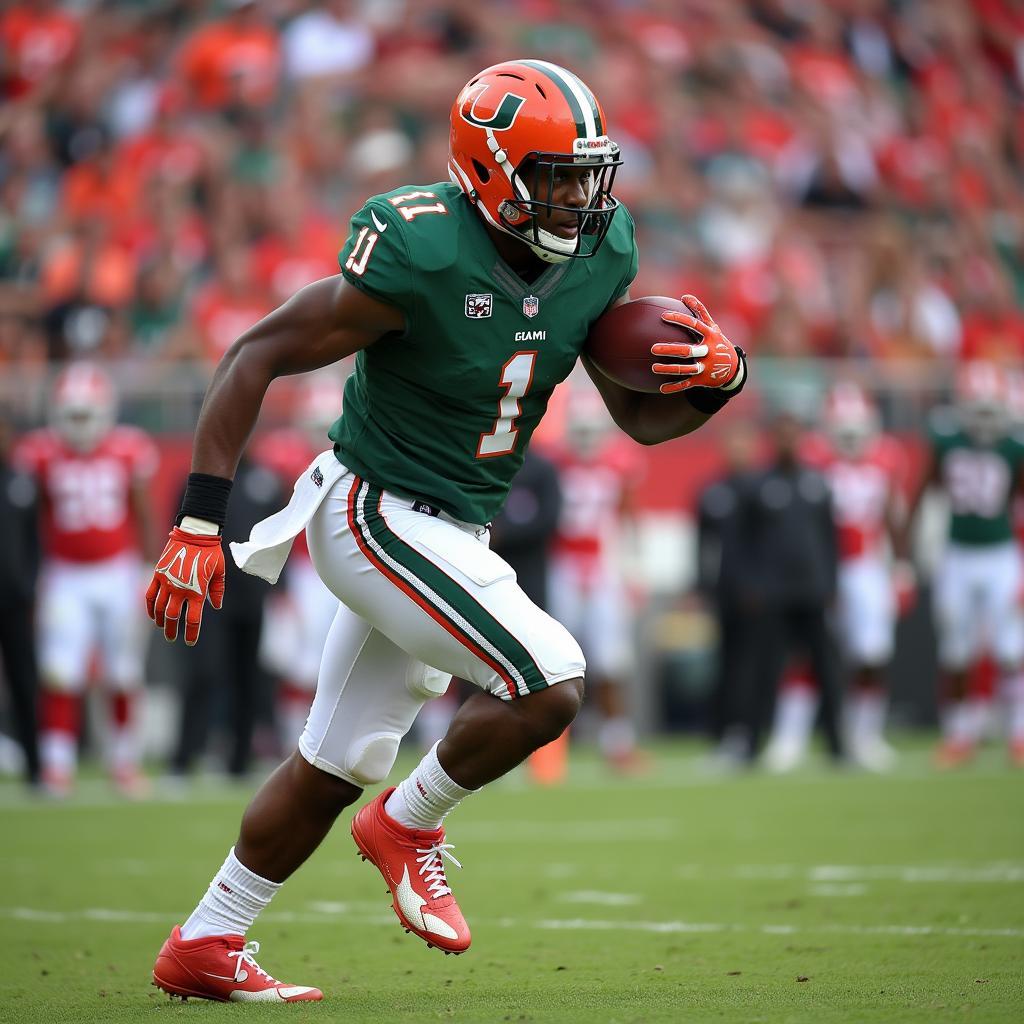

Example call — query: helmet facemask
[498,142,621,264]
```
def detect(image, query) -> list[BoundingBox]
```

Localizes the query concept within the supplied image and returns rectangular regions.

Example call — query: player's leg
[798,605,844,762]
[97,556,151,795]
[225,615,262,778]
[154,603,397,1003]
[742,606,789,761]
[36,561,91,795]
[843,557,897,771]
[933,546,984,765]
[763,660,818,773]
[323,478,585,951]
[586,574,646,773]
[169,608,225,777]
[988,543,1024,764]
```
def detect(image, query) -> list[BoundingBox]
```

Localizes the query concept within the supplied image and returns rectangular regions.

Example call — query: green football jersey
[330,181,638,524]
[929,412,1024,545]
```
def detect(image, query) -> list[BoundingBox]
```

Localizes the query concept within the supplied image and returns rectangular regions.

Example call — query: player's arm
[191,275,401,479]
[584,293,746,446]
[147,275,402,644]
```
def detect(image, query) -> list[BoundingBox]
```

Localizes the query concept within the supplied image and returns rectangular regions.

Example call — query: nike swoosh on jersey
[370,210,388,233]
[395,865,459,940]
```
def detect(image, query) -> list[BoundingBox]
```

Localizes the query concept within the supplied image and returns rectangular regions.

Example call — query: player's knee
[524,677,584,746]
[342,731,402,786]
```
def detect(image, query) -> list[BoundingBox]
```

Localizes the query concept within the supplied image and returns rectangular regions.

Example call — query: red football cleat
[152,926,323,1003]
[1010,739,1024,768]
[351,787,470,954]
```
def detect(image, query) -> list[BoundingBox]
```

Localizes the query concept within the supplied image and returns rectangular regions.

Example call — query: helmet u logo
[460,86,526,131]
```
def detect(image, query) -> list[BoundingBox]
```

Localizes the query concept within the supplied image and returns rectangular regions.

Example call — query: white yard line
[729,863,1024,884]
[559,891,642,906]
[3,906,1022,940]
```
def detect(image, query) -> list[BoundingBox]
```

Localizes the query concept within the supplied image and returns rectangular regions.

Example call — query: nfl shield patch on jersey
[522,295,540,318]
[465,293,493,319]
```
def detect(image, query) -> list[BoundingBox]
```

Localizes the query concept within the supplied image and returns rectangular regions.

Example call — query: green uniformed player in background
[144,60,747,1003]
[905,363,1024,769]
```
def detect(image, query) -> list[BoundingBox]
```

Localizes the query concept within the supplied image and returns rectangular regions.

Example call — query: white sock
[41,730,77,776]
[384,742,475,831]
[771,686,817,748]
[180,847,280,940]
[849,690,887,746]
[107,726,140,774]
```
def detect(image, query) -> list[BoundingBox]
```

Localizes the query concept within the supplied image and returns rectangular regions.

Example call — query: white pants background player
[933,541,1024,746]
[37,553,148,780]
[547,555,639,762]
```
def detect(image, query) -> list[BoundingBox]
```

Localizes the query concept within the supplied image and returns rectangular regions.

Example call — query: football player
[14,363,159,796]
[548,384,647,773]
[905,363,1024,767]
[805,383,909,771]
[146,60,746,1003]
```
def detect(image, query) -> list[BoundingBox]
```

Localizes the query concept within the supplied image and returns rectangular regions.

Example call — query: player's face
[523,161,596,240]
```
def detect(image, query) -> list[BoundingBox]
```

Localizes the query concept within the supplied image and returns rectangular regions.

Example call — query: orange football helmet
[51,361,117,452]
[823,382,879,456]
[449,59,621,263]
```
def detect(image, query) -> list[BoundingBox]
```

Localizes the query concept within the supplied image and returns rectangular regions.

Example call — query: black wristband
[176,473,233,530]
[684,346,747,415]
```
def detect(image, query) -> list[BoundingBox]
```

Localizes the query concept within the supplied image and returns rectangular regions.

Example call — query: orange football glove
[651,294,743,395]
[145,527,225,645]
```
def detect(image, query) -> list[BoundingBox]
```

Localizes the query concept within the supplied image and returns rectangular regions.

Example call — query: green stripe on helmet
[518,59,589,139]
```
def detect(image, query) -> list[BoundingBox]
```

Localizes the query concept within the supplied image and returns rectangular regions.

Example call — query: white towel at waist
[230,450,346,584]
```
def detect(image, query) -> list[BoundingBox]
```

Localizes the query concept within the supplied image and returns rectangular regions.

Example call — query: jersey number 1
[477,351,537,458]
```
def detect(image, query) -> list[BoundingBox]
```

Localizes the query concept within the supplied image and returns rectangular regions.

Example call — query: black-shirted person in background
[0,408,41,787]
[732,412,844,763]
[696,419,760,762]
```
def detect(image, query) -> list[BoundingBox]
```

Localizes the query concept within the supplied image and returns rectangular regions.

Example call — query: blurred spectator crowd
[1,0,1024,380]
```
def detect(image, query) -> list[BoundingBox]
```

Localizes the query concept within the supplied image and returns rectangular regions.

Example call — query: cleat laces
[416,842,462,899]
[227,940,276,984]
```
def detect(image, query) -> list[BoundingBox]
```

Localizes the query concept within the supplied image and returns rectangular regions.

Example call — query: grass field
[1,741,1022,1024]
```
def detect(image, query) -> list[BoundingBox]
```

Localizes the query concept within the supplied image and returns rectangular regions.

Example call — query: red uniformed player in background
[548,386,648,774]
[14,363,159,796]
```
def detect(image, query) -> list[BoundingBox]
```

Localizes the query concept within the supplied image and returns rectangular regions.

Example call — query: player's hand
[892,559,917,617]
[145,527,225,645]
[652,294,744,395]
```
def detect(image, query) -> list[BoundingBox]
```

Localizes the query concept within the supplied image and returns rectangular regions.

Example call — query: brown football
[585,295,702,394]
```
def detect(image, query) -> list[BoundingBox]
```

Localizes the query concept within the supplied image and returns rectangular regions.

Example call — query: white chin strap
[527,228,578,263]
